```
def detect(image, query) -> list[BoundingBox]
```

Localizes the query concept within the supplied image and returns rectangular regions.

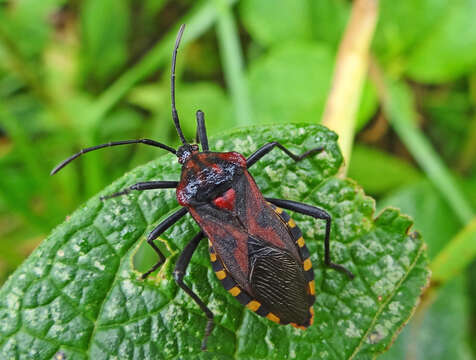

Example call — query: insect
[51,24,354,350]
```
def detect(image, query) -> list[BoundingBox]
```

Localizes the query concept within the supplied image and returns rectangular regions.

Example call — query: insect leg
[246,142,324,168]
[195,110,209,151]
[142,207,188,279]
[266,198,355,279]
[173,231,214,350]
[101,181,178,200]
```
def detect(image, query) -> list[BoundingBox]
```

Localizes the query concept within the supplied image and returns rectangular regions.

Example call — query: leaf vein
[349,241,426,359]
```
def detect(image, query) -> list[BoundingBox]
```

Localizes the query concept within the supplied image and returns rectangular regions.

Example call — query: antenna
[50,139,176,175]
[171,24,187,145]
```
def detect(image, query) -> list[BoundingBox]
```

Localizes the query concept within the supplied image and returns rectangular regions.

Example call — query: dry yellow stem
[321,0,379,176]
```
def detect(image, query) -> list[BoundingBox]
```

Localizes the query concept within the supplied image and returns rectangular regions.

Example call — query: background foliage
[0,0,475,358]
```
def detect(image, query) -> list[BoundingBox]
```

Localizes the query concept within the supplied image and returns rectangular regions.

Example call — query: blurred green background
[0,0,475,358]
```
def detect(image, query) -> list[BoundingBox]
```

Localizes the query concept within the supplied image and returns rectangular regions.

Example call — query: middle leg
[247,142,324,168]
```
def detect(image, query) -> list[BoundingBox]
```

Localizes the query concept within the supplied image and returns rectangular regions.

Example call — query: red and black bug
[51,24,354,350]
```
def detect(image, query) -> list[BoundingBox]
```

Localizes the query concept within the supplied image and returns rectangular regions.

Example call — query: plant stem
[321,0,379,176]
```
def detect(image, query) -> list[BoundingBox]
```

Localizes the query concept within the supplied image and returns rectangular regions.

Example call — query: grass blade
[214,0,253,126]
[91,0,239,128]
[431,217,476,285]
[370,65,474,224]
[321,0,378,175]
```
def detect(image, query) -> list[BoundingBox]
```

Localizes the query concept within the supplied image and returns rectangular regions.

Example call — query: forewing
[249,239,312,326]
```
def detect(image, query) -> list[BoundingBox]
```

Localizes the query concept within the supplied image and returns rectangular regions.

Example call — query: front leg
[173,231,215,350]
[247,141,324,168]
[267,198,354,279]
[141,207,188,279]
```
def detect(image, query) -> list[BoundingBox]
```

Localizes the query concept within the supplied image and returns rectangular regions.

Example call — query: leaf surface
[247,44,335,126]
[406,0,476,82]
[0,124,428,359]
[379,181,471,360]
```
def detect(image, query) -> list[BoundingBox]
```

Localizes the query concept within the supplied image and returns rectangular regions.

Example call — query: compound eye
[212,188,236,211]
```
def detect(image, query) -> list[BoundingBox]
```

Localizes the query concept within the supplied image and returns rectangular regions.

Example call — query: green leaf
[239,0,349,49]
[373,0,476,81]
[378,181,471,359]
[406,0,476,83]
[248,43,335,125]
[431,218,476,284]
[240,0,313,46]
[372,0,450,67]
[379,180,460,260]
[309,0,350,49]
[380,276,472,360]
[348,145,422,196]
[0,124,428,359]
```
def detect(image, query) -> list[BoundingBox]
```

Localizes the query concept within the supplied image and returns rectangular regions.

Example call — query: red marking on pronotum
[218,152,246,166]
[213,188,236,210]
